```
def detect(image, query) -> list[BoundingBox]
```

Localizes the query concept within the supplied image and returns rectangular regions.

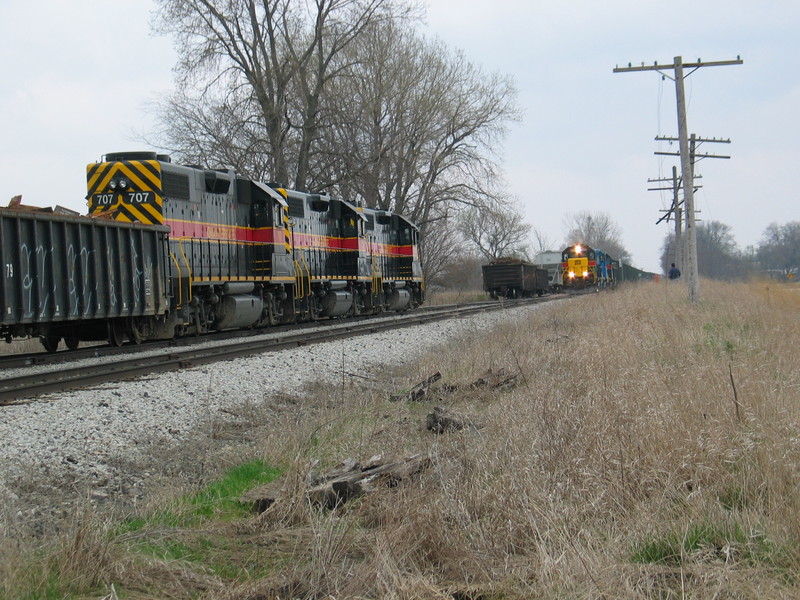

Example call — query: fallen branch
[240,454,432,512]
[390,372,441,402]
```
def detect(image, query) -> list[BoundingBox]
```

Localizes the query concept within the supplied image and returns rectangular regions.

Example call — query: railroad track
[0,296,560,404]
[0,301,496,371]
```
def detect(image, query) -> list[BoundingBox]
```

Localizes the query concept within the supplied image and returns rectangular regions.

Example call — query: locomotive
[561,244,615,289]
[1,152,424,351]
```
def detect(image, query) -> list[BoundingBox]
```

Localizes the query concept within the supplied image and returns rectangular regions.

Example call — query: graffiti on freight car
[18,243,56,319]
[12,237,158,323]
[36,245,54,318]
[15,242,104,319]
[129,237,143,304]
[66,244,96,317]
[106,250,118,310]
[19,243,35,318]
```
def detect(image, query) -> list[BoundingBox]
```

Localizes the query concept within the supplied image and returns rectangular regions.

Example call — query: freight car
[0,206,171,351]
[482,258,549,299]
[532,251,563,292]
[611,260,658,283]
[561,244,615,290]
[1,151,424,351]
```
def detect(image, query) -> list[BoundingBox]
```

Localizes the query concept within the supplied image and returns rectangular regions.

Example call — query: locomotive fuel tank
[387,287,412,310]
[213,294,265,330]
[320,290,354,317]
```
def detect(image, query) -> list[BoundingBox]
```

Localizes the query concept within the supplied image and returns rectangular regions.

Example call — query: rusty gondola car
[482,258,549,299]
[0,205,171,350]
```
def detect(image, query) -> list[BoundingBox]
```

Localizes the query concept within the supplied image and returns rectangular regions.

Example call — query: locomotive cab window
[342,217,358,237]
[250,199,272,227]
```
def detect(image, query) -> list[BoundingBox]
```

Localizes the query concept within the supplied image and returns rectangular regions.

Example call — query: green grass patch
[631,520,780,566]
[110,459,285,584]
[121,459,282,533]
[137,532,279,580]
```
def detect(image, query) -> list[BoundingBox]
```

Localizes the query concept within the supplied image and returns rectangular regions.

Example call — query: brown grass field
[2,279,799,599]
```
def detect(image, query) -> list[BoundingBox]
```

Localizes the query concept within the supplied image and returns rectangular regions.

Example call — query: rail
[0,295,563,404]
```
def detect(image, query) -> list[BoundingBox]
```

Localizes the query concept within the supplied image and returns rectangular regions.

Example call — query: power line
[614,56,743,303]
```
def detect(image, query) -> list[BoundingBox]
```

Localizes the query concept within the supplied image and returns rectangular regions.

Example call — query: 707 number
[126,191,152,204]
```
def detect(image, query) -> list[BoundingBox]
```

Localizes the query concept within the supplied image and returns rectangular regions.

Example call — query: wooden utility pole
[671,166,682,271]
[653,135,730,274]
[649,165,694,270]
[614,56,742,303]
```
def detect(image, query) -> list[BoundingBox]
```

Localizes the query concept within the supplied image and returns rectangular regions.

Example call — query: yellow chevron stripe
[124,204,154,224]
[117,163,159,191]
[86,164,107,193]
[141,203,164,224]
[283,209,291,252]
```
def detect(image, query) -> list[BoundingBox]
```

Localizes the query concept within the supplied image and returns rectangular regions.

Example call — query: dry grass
[2,279,800,599]
[424,287,490,305]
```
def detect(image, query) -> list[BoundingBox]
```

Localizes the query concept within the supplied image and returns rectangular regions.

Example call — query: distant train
[1,151,424,351]
[482,244,620,299]
[561,244,615,290]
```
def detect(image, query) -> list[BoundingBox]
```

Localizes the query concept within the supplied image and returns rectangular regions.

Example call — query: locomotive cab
[562,244,597,288]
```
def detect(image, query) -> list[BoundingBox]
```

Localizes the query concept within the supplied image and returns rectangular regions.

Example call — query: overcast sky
[2,1,797,272]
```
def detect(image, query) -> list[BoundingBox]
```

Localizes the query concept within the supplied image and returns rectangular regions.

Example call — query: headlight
[118,179,129,189]
[568,271,575,278]
[583,271,589,277]
[109,180,117,190]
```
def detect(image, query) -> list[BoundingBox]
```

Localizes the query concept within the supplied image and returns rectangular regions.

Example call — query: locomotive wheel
[40,335,60,353]
[65,337,80,351]
[108,321,127,347]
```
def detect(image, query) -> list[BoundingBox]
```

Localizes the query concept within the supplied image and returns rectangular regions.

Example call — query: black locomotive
[1,152,424,351]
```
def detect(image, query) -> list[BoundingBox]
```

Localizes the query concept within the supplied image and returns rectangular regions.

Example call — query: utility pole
[648,165,699,271]
[614,56,742,303]
[653,135,729,273]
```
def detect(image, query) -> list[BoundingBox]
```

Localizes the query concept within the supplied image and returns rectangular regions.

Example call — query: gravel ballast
[0,305,542,525]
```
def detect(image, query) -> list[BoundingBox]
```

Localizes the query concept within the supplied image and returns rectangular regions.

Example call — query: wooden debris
[390,371,441,402]
[240,454,431,512]
[6,196,79,216]
[469,367,519,390]
[239,477,288,513]
[425,406,480,434]
[390,368,521,404]
[308,453,431,508]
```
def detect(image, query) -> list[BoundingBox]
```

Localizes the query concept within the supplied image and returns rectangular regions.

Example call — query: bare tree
[152,1,522,282]
[418,213,466,284]
[458,204,530,261]
[757,221,800,274]
[661,221,750,280]
[563,211,631,263]
[323,20,519,223]
[153,0,418,188]
[531,227,556,254]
